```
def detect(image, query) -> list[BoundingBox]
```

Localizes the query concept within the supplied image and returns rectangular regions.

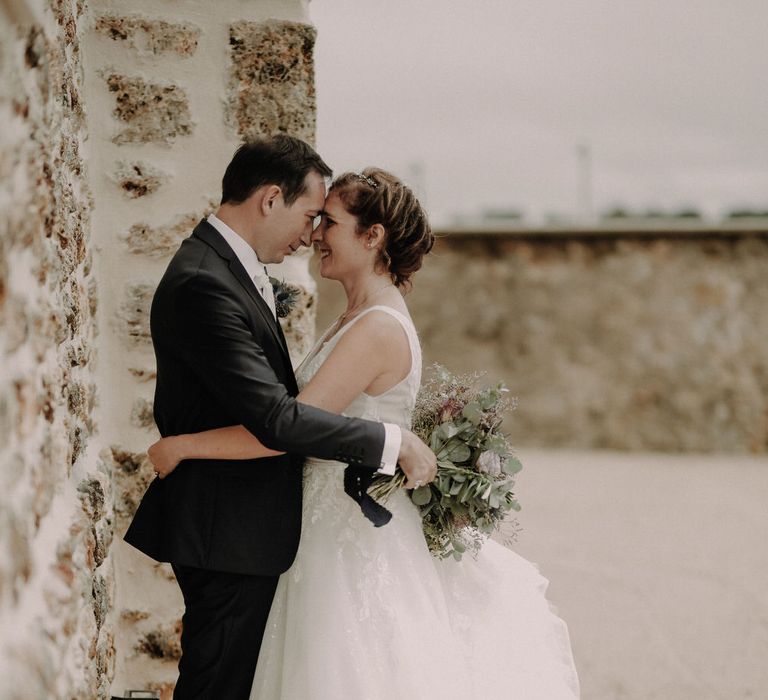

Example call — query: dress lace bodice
[290,304,424,568]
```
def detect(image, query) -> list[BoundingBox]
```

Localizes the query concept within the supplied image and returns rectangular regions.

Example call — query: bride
[149,168,580,699]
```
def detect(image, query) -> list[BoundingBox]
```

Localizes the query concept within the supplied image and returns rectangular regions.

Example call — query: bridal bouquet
[369,365,522,561]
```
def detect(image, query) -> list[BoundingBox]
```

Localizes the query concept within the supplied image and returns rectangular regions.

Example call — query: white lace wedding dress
[251,306,580,699]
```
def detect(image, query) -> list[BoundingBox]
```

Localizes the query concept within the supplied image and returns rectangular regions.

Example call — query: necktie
[253,266,277,319]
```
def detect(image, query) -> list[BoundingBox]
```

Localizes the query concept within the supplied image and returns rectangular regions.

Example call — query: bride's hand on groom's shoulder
[148,436,185,479]
[398,430,437,489]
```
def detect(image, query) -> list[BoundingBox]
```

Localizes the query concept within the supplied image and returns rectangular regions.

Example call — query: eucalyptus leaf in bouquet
[369,365,522,560]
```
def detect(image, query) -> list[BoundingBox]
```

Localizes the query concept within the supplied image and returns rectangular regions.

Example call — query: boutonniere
[270,277,301,318]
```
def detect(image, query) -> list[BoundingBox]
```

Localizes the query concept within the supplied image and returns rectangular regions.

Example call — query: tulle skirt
[251,460,580,699]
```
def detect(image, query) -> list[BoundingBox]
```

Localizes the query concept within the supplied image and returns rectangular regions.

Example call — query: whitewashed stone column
[80,1,321,697]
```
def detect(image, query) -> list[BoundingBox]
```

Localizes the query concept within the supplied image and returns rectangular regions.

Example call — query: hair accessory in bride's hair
[354,173,378,188]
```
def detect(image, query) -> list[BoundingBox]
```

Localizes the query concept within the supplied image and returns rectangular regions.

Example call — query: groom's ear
[260,185,282,215]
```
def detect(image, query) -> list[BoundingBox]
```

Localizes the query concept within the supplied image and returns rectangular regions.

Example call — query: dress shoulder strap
[352,304,416,334]
[352,305,421,381]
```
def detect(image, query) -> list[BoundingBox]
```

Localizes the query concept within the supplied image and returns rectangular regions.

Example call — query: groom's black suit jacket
[124,220,386,576]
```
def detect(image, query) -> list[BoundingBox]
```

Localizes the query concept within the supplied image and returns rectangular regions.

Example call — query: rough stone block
[63,280,85,337]
[135,620,182,660]
[130,397,155,429]
[116,283,154,346]
[105,73,193,145]
[66,340,91,368]
[227,20,317,143]
[66,378,90,424]
[111,160,167,198]
[109,446,154,525]
[69,422,86,466]
[92,574,109,631]
[109,446,145,475]
[128,367,157,383]
[124,201,216,257]
[74,473,115,571]
[94,627,116,696]
[120,608,150,623]
[148,681,175,700]
[95,15,201,57]
[78,476,106,522]
[154,562,177,583]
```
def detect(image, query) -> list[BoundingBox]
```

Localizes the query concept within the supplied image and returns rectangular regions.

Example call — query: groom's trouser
[171,564,279,700]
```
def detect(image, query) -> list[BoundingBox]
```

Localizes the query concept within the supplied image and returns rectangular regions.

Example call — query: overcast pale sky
[310,0,768,225]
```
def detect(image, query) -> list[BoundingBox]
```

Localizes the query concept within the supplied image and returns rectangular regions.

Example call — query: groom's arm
[168,269,387,470]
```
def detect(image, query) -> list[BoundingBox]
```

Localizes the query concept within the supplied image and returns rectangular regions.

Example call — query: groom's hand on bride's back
[398,430,437,489]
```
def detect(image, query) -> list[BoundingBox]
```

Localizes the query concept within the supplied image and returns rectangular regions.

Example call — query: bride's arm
[149,426,282,477]
[150,310,411,478]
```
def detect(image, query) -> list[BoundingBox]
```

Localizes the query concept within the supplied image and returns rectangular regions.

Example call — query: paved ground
[507,449,768,700]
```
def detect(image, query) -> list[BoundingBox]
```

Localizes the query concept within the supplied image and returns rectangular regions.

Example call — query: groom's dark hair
[221,134,332,206]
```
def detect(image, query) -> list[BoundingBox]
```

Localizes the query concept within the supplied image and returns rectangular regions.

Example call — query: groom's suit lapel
[192,220,293,368]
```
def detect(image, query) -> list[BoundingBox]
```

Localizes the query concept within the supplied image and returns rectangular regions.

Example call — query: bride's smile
[312,191,380,284]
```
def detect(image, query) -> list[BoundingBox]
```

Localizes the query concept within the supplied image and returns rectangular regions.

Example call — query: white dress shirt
[208,214,276,318]
[206,214,401,475]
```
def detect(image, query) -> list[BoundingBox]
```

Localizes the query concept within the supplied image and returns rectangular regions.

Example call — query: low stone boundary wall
[316,225,768,453]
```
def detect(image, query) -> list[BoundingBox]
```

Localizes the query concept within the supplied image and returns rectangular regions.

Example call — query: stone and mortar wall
[315,230,768,453]
[0,1,113,698]
[2,0,321,697]
[81,1,319,697]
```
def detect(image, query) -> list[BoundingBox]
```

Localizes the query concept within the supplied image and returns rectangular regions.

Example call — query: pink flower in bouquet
[476,450,502,477]
[439,397,464,423]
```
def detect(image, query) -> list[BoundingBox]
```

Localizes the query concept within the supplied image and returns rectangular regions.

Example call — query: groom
[124,135,437,699]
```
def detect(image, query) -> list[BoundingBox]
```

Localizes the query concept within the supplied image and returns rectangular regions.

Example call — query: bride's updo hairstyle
[329,168,434,289]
